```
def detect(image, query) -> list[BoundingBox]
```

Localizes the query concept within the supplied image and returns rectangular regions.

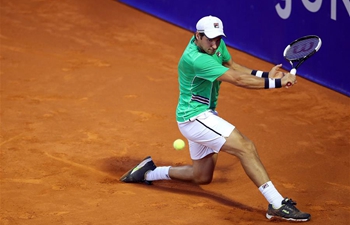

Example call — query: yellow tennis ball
[173,139,185,150]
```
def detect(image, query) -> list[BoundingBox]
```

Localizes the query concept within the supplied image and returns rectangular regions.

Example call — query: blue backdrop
[119,0,350,96]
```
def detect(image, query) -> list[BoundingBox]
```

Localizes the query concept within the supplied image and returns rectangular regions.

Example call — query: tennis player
[121,15,310,222]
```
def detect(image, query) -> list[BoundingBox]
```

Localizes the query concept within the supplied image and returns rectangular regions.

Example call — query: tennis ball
[173,139,185,150]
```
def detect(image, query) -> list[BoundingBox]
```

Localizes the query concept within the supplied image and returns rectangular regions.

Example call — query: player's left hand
[268,64,285,78]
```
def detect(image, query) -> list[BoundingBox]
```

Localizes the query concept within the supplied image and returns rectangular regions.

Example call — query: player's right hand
[281,73,297,88]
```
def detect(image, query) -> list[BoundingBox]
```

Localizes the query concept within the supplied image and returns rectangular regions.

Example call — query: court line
[44,152,117,179]
[0,134,22,147]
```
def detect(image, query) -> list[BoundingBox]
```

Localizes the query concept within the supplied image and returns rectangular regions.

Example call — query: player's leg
[168,153,218,184]
[122,135,220,184]
[221,127,310,221]
[220,128,269,187]
[147,111,224,184]
[221,128,284,206]
[120,110,220,184]
[192,152,218,184]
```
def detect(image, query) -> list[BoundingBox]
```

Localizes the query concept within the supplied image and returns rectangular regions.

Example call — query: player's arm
[217,68,296,89]
[223,58,284,79]
[223,58,251,74]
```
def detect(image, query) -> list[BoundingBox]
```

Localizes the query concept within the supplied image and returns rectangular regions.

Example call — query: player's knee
[240,140,260,160]
[244,140,256,153]
[194,175,213,185]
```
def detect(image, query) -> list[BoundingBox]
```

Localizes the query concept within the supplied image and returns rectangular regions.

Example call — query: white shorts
[177,110,235,160]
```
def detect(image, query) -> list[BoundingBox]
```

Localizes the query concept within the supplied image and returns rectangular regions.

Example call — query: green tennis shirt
[176,37,231,122]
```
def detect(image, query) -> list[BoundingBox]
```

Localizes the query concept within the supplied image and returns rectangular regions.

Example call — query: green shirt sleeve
[192,54,229,82]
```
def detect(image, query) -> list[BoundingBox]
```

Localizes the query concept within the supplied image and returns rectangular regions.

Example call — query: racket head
[283,35,322,62]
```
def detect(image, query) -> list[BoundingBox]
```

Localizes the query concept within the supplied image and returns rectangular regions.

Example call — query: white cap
[196,15,226,39]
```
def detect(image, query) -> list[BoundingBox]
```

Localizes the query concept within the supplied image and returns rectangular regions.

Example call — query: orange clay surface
[1,0,349,224]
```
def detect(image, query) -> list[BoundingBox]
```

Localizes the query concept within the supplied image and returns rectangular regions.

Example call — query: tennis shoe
[266,198,311,222]
[119,156,156,184]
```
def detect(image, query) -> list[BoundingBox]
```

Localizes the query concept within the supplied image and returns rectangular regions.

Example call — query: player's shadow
[145,181,263,214]
[98,156,264,214]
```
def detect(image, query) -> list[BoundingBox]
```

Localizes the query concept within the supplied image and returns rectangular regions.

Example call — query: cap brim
[204,31,226,39]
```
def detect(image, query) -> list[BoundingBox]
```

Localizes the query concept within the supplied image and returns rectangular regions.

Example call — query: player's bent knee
[223,137,257,156]
[244,140,256,152]
[194,176,213,185]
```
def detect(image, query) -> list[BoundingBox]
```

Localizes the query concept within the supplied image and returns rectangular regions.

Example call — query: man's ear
[194,32,201,40]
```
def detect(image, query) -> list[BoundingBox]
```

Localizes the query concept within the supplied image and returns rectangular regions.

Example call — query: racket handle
[290,68,297,75]
[286,68,297,87]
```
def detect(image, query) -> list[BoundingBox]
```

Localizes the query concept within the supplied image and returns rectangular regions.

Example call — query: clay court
[1,0,349,224]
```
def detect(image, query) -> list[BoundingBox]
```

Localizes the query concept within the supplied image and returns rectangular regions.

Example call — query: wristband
[251,70,269,78]
[264,78,282,89]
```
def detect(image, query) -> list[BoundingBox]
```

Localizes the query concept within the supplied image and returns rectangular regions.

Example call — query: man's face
[196,32,222,55]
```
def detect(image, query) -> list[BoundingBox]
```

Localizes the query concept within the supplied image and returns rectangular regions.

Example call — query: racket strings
[285,38,320,61]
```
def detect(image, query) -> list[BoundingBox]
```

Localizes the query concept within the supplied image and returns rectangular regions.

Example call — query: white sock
[145,166,171,181]
[259,181,284,208]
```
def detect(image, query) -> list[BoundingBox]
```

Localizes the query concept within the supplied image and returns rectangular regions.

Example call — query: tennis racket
[283,35,322,86]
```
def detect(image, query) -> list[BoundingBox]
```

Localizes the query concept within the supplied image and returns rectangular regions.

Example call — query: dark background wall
[119,0,350,96]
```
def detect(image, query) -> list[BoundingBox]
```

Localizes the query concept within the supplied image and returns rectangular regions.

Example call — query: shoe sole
[266,213,310,222]
[120,169,154,185]
[119,167,135,182]
[119,156,155,184]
